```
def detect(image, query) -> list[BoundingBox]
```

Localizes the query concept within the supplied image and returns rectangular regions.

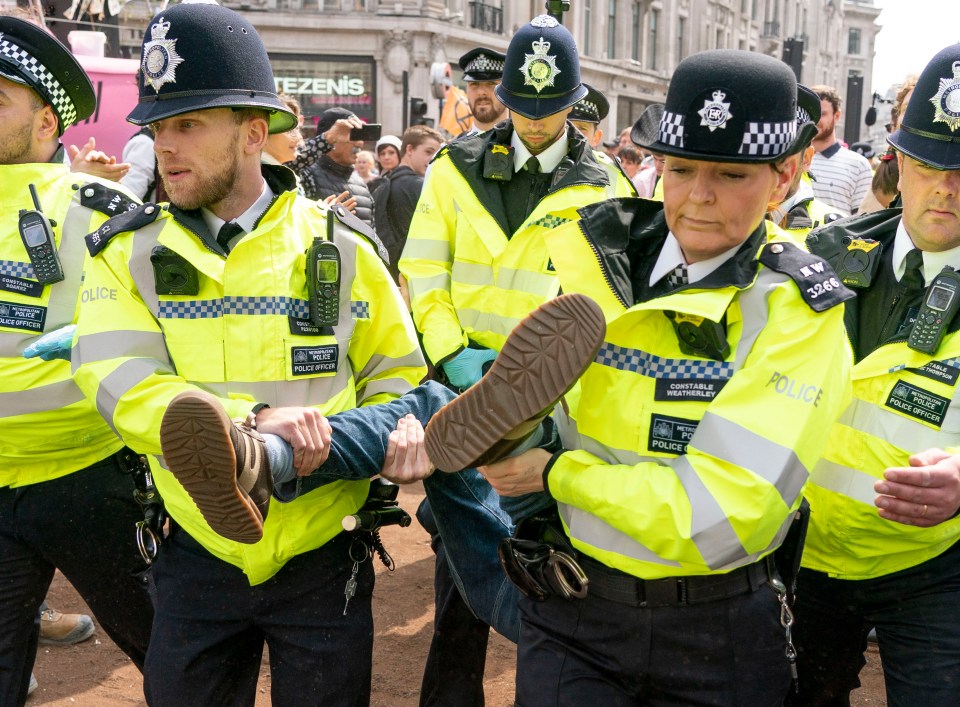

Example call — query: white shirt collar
[891,219,960,287]
[649,232,744,288]
[510,128,569,174]
[202,178,274,245]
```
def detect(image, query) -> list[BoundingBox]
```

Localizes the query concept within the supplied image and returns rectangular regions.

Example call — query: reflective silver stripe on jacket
[407,273,452,301]
[401,239,451,262]
[0,379,87,418]
[811,458,877,507]
[839,396,960,452]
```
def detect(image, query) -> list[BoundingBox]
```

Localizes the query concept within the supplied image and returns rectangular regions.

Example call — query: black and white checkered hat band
[739,120,795,156]
[577,100,599,121]
[796,106,811,125]
[0,34,76,127]
[466,56,504,75]
[658,110,685,148]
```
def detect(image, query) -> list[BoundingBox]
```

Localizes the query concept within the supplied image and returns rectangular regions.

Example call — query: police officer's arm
[539,285,852,574]
[874,448,960,527]
[397,155,470,367]
[72,235,256,455]
[348,234,427,407]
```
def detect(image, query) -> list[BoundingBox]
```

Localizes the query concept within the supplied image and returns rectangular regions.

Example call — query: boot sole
[425,294,606,472]
[159,391,264,544]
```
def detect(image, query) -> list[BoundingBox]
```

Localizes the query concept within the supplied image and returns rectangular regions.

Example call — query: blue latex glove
[23,325,76,362]
[442,347,497,390]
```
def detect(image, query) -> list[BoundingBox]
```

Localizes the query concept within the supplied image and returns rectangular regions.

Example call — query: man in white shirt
[809,84,873,214]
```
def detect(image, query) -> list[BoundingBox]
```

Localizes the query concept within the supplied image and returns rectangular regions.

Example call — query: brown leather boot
[160,390,273,544]
[425,293,606,472]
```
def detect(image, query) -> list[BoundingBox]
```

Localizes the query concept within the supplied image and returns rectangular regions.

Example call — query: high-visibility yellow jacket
[73,166,426,585]
[803,210,960,580]
[776,191,847,242]
[0,158,138,487]
[541,198,853,580]
[398,123,636,364]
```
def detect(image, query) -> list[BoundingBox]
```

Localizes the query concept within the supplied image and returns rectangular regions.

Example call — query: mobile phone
[908,267,960,354]
[19,184,63,285]
[349,123,382,142]
[307,239,341,327]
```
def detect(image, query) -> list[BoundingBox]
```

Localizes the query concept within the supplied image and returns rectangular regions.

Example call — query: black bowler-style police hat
[569,83,609,124]
[128,3,296,134]
[888,43,960,170]
[791,83,821,153]
[633,49,803,163]
[0,16,95,134]
[459,47,505,82]
[495,15,587,120]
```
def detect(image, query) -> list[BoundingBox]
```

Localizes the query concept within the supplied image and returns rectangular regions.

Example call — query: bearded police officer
[453,49,854,704]
[459,47,507,135]
[71,5,424,704]
[0,15,152,706]
[788,43,960,705]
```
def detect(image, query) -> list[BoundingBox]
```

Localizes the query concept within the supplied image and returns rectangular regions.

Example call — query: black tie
[902,248,925,291]
[666,264,689,289]
[524,156,541,174]
[217,222,244,252]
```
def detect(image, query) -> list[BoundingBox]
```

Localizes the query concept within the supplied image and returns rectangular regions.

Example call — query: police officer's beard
[471,100,503,126]
[162,148,243,212]
[0,119,34,165]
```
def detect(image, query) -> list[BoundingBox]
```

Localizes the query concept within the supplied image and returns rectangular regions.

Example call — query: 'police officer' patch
[291,345,338,376]
[0,301,46,332]
[885,380,951,427]
[648,414,699,454]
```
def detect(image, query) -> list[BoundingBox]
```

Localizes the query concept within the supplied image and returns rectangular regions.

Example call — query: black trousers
[417,498,489,707]
[0,456,153,707]
[515,579,791,706]
[143,527,375,707]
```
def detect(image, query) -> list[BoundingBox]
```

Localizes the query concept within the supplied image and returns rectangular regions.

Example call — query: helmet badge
[142,17,184,93]
[520,37,561,94]
[931,60,960,132]
[698,90,732,131]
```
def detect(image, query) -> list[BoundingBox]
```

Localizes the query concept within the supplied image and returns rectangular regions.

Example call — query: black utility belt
[579,553,772,608]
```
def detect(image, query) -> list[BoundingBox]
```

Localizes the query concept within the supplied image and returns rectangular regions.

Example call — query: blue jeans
[788,538,960,707]
[279,380,525,642]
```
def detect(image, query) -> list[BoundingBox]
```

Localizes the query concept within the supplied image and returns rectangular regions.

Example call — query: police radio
[19,184,63,285]
[908,267,960,354]
[307,238,341,327]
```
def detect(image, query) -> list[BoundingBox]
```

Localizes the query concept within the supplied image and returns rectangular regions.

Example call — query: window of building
[632,1,641,60]
[584,0,592,56]
[677,15,686,60]
[848,27,861,55]
[647,6,659,70]
[608,0,616,59]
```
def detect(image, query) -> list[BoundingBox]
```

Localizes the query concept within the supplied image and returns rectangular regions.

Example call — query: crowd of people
[2,2,959,706]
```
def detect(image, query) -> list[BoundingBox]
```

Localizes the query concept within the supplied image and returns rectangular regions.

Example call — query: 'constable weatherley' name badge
[698,90,732,132]
[931,60,960,132]
[521,37,560,94]
[142,17,184,93]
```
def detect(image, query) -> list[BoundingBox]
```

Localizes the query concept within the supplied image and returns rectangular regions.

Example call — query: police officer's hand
[323,191,358,215]
[323,116,364,147]
[68,138,130,182]
[479,449,550,496]
[23,325,76,362]
[442,348,497,390]
[875,448,960,527]
[379,414,435,484]
[255,406,332,476]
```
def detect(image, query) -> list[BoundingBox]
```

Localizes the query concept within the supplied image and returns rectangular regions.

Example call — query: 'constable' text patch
[885,380,950,427]
[0,275,43,298]
[0,301,46,332]
[291,345,339,376]
[648,414,699,454]
[909,359,960,386]
[655,378,727,402]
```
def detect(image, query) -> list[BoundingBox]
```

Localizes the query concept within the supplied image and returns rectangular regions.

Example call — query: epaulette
[759,240,855,312]
[86,203,163,257]
[783,204,814,231]
[326,202,390,264]
[77,181,138,218]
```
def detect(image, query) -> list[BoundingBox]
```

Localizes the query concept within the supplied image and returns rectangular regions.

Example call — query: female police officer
[466,49,855,705]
